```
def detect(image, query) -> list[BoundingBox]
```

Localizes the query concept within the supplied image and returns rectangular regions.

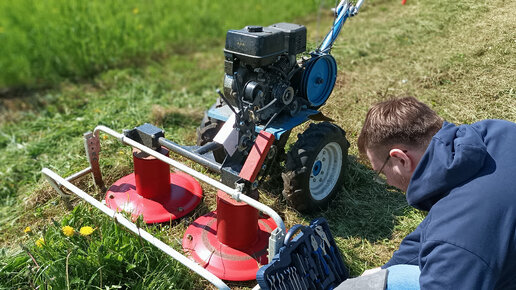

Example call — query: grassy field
[1,0,515,288]
[0,0,318,89]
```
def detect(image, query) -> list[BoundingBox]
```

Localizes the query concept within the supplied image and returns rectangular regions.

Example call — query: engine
[223,23,308,125]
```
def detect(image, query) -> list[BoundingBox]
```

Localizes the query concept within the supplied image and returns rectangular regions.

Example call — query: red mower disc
[182,191,277,281]
[105,148,203,224]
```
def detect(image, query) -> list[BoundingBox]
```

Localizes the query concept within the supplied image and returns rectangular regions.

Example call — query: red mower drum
[105,147,203,224]
[217,190,259,249]
[182,190,277,281]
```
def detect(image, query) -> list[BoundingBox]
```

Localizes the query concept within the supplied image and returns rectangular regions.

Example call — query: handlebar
[318,0,365,53]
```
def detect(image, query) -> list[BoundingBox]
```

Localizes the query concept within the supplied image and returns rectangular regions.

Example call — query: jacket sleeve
[382,225,421,268]
[419,240,496,290]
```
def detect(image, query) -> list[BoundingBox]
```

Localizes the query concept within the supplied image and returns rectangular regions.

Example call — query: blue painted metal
[312,160,322,176]
[302,55,337,107]
[207,106,319,140]
[319,1,351,53]
[262,109,319,139]
[207,105,234,122]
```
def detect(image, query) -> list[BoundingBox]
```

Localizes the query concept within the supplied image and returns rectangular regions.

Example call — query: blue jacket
[383,120,516,289]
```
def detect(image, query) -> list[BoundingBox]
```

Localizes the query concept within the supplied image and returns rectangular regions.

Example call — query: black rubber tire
[196,99,226,163]
[282,122,349,213]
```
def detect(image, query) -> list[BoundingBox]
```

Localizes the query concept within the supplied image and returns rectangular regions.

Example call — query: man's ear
[389,148,412,174]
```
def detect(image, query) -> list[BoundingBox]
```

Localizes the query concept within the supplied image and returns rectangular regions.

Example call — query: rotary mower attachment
[42,124,286,289]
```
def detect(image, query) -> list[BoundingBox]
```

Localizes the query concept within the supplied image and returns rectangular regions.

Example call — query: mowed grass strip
[0,0,515,288]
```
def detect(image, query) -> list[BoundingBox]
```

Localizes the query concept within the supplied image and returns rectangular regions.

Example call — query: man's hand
[361,267,382,276]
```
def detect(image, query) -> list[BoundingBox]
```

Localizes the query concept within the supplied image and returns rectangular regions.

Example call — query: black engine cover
[224,23,306,68]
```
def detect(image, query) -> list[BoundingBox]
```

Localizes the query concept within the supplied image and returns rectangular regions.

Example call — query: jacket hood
[406,121,488,211]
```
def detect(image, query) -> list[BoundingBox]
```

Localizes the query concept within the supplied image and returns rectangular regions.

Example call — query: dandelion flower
[36,237,45,248]
[79,226,95,236]
[62,226,75,237]
[132,8,139,14]
[24,226,31,234]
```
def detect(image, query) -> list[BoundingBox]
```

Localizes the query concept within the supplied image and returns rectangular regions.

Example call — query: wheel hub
[309,142,343,201]
[312,160,323,176]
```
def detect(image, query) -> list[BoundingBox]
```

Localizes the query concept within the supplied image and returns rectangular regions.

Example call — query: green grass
[1,205,202,289]
[0,0,319,89]
[1,0,515,288]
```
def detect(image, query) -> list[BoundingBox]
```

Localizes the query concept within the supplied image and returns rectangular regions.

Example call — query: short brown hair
[357,97,443,155]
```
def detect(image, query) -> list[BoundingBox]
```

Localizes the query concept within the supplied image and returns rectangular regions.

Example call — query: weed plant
[1,204,200,289]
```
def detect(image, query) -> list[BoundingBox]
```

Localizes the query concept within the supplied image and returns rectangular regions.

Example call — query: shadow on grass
[263,155,409,242]
[319,156,409,242]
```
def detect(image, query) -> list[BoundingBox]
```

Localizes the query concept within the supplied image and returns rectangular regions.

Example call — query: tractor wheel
[282,122,349,213]
[196,99,226,163]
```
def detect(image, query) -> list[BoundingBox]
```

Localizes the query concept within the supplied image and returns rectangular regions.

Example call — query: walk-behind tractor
[42,1,364,288]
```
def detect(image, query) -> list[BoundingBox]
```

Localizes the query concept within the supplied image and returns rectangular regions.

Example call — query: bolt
[321,171,324,174]
[313,179,317,182]
[109,194,115,199]
[186,234,193,241]
[178,207,184,212]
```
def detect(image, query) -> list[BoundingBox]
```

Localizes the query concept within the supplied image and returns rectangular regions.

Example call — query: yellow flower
[36,237,45,248]
[24,226,32,234]
[79,226,95,236]
[132,8,139,14]
[62,225,75,237]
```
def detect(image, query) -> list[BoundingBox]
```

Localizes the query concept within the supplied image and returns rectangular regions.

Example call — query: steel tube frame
[41,168,230,290]
[65,167,92,182]
[93,125,286,234]
[158,138,222,173]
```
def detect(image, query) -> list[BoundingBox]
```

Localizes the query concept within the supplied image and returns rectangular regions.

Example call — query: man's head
[358,97,443,191]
